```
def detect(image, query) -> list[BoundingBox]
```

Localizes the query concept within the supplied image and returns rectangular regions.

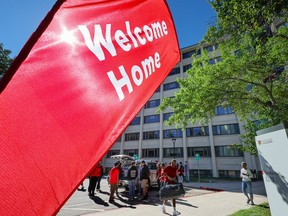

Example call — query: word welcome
[78,20,169,101]
[78,20,168,61]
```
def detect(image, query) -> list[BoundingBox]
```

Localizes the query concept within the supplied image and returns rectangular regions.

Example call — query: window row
[141,104,234,115]
[126,124,240,139]
[106,146,243,158]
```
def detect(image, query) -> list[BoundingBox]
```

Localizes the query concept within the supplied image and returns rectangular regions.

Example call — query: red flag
[0,0,180,215]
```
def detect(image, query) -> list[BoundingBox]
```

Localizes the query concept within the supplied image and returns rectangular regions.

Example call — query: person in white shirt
[240,162,254,205]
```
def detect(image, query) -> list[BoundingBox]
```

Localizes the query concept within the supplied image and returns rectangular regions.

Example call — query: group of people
[127,159,183,216]
[81,159,254,215]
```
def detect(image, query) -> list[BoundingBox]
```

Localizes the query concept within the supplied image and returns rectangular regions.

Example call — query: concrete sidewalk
[82,181,268,216]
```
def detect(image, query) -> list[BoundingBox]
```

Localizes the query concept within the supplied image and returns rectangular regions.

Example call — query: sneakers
[247,198,251,204]
[173,210,180,216]
[161,205,166,214]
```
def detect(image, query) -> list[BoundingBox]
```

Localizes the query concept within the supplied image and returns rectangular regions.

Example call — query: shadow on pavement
[177,198,198,208]
[90,196,109,207]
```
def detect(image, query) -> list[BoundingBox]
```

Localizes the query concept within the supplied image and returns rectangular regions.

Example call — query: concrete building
[104,43,261,179]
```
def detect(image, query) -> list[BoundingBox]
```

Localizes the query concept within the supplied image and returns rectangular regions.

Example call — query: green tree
[159,0,288,155]
[0,43,13,76]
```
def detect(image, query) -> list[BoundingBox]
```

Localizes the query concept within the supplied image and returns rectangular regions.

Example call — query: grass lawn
[230,203,271,216]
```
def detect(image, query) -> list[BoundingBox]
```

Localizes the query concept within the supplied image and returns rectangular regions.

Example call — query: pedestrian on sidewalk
[240,162,254,205]
[159,162,167,189]
[140,160,150,200]
[88,163,102,197]
[161,159,180,216]
[184,161,189,182]
[177,162,184,183]
[109,161,120,203]
[127,161,138,201]
[156,162,162,189]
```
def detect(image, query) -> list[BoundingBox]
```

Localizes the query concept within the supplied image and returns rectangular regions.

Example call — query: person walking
[109,161,120,203]
[127,161,138,201]
[184,161,189,182]
[240,162,254,205]
[159,162,167,189]
[161,159,180,216]
[140,160,150,200]
[177,162,184,183]
[88,163,102,197]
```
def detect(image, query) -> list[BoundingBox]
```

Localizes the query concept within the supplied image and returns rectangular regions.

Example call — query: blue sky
[0,0,215,57]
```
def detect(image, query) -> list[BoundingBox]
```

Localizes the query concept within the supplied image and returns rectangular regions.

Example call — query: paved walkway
[82,180,268,216]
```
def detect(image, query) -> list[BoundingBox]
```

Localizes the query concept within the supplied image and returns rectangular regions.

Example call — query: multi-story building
[103,43,261,179]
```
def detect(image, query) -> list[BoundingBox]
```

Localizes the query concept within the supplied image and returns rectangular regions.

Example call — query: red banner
[0,0,179,215]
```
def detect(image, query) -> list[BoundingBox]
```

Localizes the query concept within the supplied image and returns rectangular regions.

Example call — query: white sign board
[255,124,288,216]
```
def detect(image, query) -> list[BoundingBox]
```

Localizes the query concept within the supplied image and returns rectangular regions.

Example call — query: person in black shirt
[140,160,150,200]
[127,161,138,200]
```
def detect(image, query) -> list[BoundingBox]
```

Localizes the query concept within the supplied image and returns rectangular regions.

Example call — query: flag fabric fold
[0,0,180,215]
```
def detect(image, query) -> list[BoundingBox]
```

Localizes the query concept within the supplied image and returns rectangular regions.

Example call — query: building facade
[103,43,261,179]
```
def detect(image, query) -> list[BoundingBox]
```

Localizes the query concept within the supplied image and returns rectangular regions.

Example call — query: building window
[124,149,139,157]
[144,99,160,108]
[215,106,234,115]
[182,49,201,59]
[106,150,120,158]
[143,131,160,140]
[142,148,159,157]
[125,132,140,141]
[212,124,240,135]
[144,114,160,123]
[163,147,183,158]
[183,64,192,73]
[187,147,211,157]
[130,117,141,125]
[204,45,214,52]
[163,112,173,121]
[186,126,209,137]
[163,82,180,91]
[215,146,244,157]
[163,129,183,138]
[218,170,240,178]
[169,67,180,76]
[191,169,212,177]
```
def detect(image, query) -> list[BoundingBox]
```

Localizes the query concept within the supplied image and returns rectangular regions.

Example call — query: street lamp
[171,138,176,159]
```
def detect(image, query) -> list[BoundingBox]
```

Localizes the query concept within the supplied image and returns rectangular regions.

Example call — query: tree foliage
[159,0,288,155]
[0,43,13,76]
